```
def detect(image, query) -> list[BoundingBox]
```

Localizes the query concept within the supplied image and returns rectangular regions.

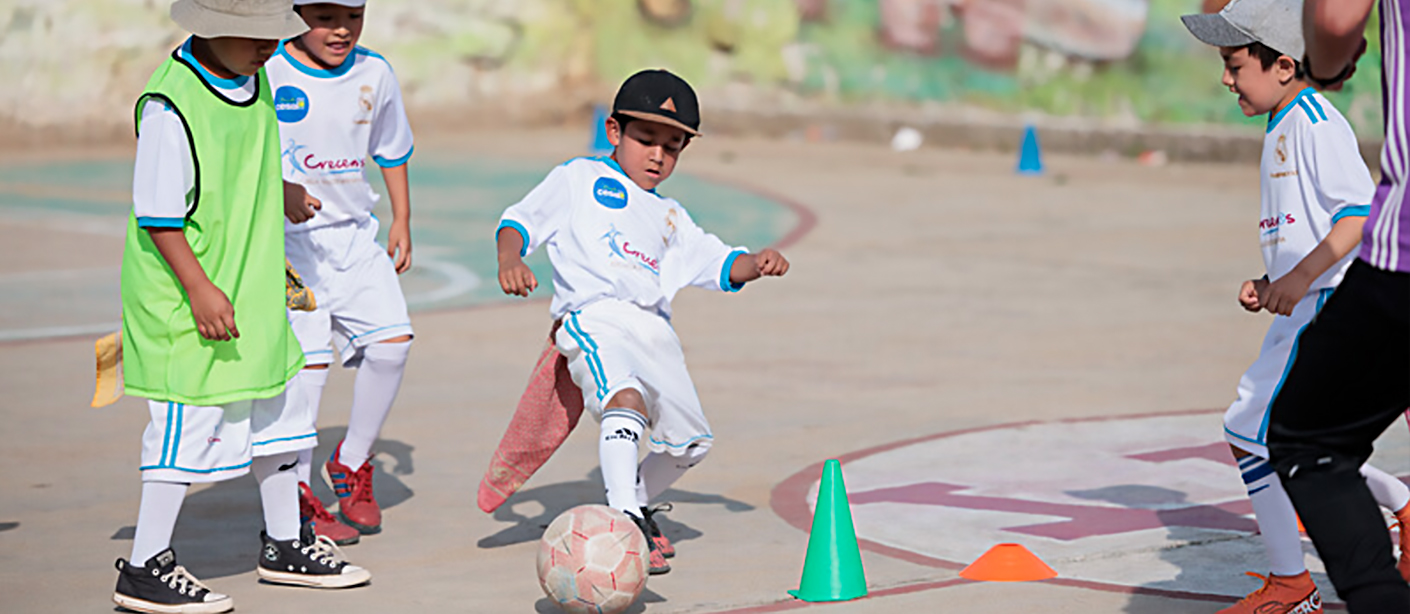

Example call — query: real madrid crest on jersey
[1275,134,1288,165]
[355,85,374,125]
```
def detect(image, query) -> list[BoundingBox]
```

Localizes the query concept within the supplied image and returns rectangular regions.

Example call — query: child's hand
[189,282,238,341]
[1238,278,1267,312]
[283,182,321,224]
[498,258,537,297]
[756,248,790,277]
[387,221,412,274]
[1261,272,1312,317]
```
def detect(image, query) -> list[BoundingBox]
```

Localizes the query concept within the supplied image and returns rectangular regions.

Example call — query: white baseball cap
[170,0,308,40]
[1181,0,1306,60]
[293,0,368,6]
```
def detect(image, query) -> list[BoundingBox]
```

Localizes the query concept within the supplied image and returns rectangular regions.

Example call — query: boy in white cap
[265,0,415,542]
[114,2,371,612]
[1181,1,1410,612]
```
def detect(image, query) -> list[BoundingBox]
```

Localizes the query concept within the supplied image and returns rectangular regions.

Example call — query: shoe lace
[1233,572,1274,605]
[351,462,376,506]
[642,503,672,535]
[300,534,348,568]
[160,565,211,597]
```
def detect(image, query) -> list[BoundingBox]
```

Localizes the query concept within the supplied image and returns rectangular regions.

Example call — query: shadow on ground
[477,467,755,551]
[109,427,414,579]
[1059,484,1336,614]
[534,587,667,614]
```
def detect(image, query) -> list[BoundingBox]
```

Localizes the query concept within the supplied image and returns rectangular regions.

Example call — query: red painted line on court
[766,408,1353,606]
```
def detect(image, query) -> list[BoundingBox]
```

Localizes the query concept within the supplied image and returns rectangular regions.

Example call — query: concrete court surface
[4,129,1409,613]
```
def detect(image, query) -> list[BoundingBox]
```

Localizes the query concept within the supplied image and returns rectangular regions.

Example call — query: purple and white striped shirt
[1364,0,1410,271]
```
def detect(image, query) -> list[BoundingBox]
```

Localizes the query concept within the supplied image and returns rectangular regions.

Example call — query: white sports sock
[635,449,707,508]
[1361,463,1410,512]
[253,451,301,541]
[600,409,646,516]
[1241,455,1306,576]
[130,480,189,566]
[340,341,411,468]
[296,368,329,485]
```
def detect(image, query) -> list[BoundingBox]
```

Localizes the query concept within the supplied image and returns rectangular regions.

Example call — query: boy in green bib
[113,2,371,612]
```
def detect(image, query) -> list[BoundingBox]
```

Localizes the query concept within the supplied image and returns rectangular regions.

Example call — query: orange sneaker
[1395,504,1410,582]
[1218,571,1322,614]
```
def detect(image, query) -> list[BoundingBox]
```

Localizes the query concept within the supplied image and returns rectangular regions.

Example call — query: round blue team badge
[274,86,309,123]
[593,177,628,209]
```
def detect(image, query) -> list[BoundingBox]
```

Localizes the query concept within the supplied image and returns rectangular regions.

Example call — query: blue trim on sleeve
[497,220,530,256]
[720,250,748,292]
[275,40,359,78]
[137,216,186,228]
[179,38,250,89]
[1332,205,1372,223]
[1305,92,1328,121]
[373,146,414,168]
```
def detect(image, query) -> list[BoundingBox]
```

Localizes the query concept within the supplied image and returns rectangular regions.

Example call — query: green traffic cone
[788,459,867,602]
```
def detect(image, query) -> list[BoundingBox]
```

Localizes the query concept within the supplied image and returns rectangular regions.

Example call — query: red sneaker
[640,504,675,559]
[627,512,670,575]
[326,446,381,534]
[299,482,360,546]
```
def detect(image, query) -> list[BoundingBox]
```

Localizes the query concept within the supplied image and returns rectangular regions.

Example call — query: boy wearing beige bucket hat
[114,2,372,612]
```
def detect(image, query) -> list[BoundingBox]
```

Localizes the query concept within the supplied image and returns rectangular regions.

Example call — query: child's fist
[283,181,321,224]
[1239,278,1268,312]
[756,248,789,277]
[498,259,538,297]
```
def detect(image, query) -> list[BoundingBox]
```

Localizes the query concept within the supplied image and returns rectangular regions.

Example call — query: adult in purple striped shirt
[1267,1,1410,611]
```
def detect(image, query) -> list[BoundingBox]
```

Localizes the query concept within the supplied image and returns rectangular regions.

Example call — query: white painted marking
[404,251,480,306]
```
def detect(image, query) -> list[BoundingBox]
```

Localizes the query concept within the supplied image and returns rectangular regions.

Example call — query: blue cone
[1017,124,1043,175]
[590,104,613,154]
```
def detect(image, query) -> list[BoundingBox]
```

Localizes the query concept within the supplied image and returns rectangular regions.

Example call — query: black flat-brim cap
[612,69,702,137]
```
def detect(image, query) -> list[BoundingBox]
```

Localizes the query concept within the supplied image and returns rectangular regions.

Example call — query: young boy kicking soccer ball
[1182,1,1410,612]
[266,0,416,542]
[495,69,789,574]
[114,1,370,612]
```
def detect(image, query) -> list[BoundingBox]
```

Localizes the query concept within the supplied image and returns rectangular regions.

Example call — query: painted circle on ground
[770,409,1410,604]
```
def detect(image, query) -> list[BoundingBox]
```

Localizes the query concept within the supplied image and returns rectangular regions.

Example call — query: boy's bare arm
[381,164,412,274]
[148,228,238,341]
[1261,215,1368,316]
[1304,0,1374,89]
[728,248,790,286]
[497,227,537,297]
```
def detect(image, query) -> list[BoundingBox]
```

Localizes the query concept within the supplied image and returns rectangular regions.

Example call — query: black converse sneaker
[256,524,371,588]
[113,548,233,614]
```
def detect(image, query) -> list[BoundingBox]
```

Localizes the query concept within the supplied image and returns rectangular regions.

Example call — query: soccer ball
[537,504,650,614]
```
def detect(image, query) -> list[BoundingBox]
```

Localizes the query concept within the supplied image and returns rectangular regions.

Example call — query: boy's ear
[606,117,623,148]
[1276,55,1299,85]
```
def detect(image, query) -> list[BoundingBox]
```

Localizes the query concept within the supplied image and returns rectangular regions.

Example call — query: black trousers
[1268,260,1410,613]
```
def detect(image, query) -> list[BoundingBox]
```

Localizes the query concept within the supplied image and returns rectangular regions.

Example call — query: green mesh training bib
[121,50,304,405]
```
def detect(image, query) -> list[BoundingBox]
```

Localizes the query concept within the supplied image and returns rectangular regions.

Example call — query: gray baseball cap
[1181,0,1306,60]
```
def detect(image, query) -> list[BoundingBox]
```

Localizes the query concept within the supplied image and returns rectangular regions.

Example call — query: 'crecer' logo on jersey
[593,177,628,209]
[274,86,309,123]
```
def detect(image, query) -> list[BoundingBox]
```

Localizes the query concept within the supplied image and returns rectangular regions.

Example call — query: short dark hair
[1237,41,1305,79]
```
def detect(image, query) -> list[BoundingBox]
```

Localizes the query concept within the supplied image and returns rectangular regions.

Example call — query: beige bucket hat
[170,0,309,40]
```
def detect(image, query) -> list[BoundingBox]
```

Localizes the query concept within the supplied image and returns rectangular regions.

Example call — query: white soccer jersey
[498,157,748,321]
[1259,87,1374,288]
[133,38,258,227]
[265,42,414,232]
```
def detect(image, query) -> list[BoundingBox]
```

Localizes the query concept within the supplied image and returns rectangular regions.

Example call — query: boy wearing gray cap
[1182,1,1409,612]
[114,2,372,612]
